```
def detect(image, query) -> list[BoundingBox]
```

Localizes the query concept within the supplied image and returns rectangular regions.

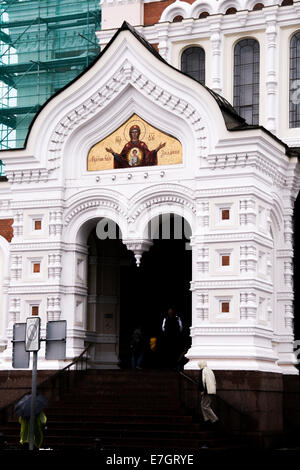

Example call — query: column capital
[123,238,153,267]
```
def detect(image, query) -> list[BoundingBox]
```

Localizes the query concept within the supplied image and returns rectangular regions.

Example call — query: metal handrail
[0,343,93,425]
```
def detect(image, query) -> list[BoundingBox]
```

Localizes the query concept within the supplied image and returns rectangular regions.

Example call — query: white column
[209,17,223,95]
[264,8,279,134]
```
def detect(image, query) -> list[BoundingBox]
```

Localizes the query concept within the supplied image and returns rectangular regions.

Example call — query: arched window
[290,32,300,128]
[226,7,237,14]
[173,15,183,22]
[234,38,260,125]
[181,47,205,85]
[253,3,264,10]
[199,11,209,19]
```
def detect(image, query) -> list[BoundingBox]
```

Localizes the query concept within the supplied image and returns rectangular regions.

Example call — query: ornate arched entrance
[81,213,192,369]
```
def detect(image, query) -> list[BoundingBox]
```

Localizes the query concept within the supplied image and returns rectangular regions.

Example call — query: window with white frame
[234,38,260,125]
[181,46,205,85]
[31,305,39,316]
[216,249,233,271]
[28,258,42,277]
[289,31,300,128]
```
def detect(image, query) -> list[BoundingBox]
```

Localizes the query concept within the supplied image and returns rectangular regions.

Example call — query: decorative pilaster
[239,198,256,226]
[156,23,170,62]
[240,291,257,321]
[49,210,63,237]
[9,297,21,325]
[284,302,293,330]
[195,292,209,321]
[196,247,209,276]
[264,8,279,134]
[284,212,294,245]
[11,255,22,281]
[48,253,62,281]
[47,296,61,321]
[12,211,23,239]
[209,19,222,94]
[240,245,257,274]
[284,260,293,290]
[197,201,209,231]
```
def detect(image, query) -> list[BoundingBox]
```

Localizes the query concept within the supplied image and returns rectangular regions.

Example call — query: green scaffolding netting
[0,0,101,150]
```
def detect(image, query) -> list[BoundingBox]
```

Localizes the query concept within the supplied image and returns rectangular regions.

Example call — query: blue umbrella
[14,394,47,418]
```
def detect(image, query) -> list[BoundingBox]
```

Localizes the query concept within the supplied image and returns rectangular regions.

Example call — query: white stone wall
[0,26,299,373]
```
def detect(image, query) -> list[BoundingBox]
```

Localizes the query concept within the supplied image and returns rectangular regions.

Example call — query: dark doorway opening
[119,215,192,368]
[87,215,192,369]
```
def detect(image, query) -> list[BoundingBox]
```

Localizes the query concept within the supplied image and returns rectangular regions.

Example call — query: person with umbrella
[14,394,47,450]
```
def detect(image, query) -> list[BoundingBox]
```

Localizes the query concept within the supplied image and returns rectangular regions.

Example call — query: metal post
[29,351,38,451]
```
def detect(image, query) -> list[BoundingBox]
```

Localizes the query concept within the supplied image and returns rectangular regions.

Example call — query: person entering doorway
[161,308,183,369]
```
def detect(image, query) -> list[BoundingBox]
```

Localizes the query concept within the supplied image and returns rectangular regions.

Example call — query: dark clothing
[161,314,183,368]
[162,315,183,337]
[198,369,206,393]
[201,394,218,423]
[130,328,146,369]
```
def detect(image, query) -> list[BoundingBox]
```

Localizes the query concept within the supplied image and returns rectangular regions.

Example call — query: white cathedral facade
[0,0,299,374]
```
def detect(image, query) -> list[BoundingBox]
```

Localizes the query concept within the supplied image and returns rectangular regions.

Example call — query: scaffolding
[0,0,101,150]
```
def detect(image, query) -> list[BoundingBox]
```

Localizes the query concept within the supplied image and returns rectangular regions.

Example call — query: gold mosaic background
[87,114,182,171]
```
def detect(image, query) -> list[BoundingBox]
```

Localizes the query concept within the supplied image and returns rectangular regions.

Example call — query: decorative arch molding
[63,189,129,245]
[129,183,195,215]
[270,193,284,229]
[219,0,243,14]
[138,203,195,241]
[245,0,265,10]
[158,0,281,20]
[47,59,209,177]
[128,184,196,237]
[159,1,191,22]
[64,188,128,225]
[190,1,214,18]
[63,184,196,244]
[64,204,129,246]
[270,208,282,238]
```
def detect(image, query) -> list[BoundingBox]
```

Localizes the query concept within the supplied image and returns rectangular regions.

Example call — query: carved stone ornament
[123,238,153,267]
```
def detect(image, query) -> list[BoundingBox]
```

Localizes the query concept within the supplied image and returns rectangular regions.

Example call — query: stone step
[55,400,182,408]
[46,406,187,415]
[35,434,218,449]
[42,413,194,424]
[1,369,246,451]
[1,421,203,434]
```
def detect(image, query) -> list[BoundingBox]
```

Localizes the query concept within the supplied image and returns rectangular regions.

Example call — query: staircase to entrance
[0,368,248,451]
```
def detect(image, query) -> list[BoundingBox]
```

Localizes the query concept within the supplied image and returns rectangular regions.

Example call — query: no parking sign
[25,317,41,352]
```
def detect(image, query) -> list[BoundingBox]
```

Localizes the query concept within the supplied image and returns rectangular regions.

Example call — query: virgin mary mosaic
[87,115,182,171]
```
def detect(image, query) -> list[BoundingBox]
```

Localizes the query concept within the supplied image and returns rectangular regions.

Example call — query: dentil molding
[47,60,208,172]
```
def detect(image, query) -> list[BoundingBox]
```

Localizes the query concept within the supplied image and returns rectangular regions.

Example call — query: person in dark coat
[161,308,183,368]
[130,326,146,369]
